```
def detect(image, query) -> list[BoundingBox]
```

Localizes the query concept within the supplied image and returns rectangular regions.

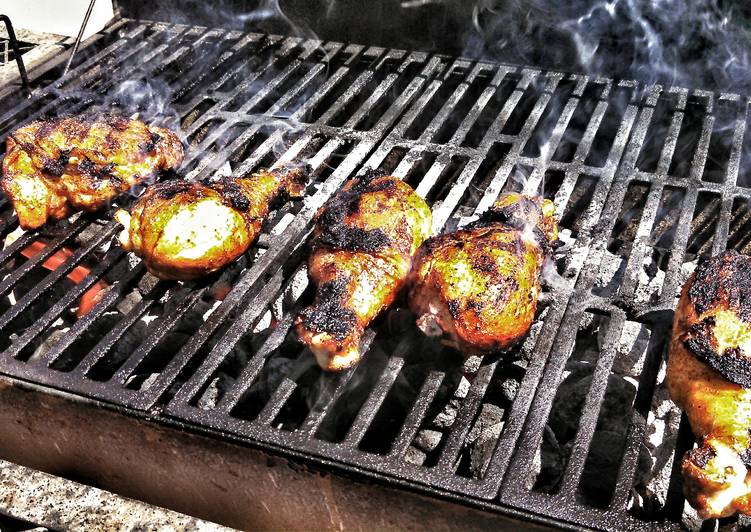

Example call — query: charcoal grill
[1,15,750,531]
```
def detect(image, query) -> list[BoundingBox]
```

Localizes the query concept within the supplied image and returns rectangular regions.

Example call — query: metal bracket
[0,15,31,97]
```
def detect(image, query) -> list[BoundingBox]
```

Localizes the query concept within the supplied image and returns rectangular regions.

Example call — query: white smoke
[469,0,751,94]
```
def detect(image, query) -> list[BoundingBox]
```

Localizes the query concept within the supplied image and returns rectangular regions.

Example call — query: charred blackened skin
[210,179,250,212]
[447,299,461,319]
[683,317,751,388]
[155,179,195,200]
[495,276,520,305]
[471,197,553,253]
[42,157,65,177]
[139,132,162,154]
[314,170,394,253]
[472,252,498,274]
[78,158,118,181]
[299,277,357,341]
[687,443,716,469]
[689,250,751,323]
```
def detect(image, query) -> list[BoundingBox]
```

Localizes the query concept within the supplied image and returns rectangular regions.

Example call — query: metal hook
[62,0,97,78]
[0,14,31,98]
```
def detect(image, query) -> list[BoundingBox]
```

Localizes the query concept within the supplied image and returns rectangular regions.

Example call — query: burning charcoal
[498,378,520,405]
[466,403,505,477]
[453,376,471,400]
[127,253,141,271]
[197,377,222,410]
[414,429,442,453]
[11,274,76,330]
[405,446,427,466]
[612,320,650,378]
[594,251,626,296]
[28,327,69,363]
[531,426,564,492]
[253,310,273,334]
[579,429,649,507]
[431,398,460,429]
[117,290,143,316]
[74,221,110,249]
[282,267,309,308]
[137,272,160,295]
[463,355,482,374]
[467,403,504,443]
[487,361,525,406]
[631,364,684,519]
[125,372,159,391]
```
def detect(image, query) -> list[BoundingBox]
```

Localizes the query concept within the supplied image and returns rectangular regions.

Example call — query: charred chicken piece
[115,166,307,281]
[1,115,183,229]
[408,193,558,355]
[295,171,432,372]
[667,250,751,519]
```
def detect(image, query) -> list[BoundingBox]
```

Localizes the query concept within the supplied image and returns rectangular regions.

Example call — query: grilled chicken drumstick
[295,171,432,371]
[408,192,558,355]
[2,115,183,229]
[667,250,751,519]
[115,166,307,281]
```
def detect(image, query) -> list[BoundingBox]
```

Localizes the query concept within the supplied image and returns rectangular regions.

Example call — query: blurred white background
[3,0,114,38]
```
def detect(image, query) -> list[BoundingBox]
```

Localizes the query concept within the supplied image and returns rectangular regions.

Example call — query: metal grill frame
[0,17,749,531]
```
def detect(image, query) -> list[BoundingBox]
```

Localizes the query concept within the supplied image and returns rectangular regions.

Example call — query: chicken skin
[667,250,751,519]
[2,115,183,229]
[295,171,432,371]
[115,165,307,281]
[408,193,558,355]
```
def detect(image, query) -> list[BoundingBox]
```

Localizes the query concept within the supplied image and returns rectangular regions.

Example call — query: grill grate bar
[711,108,747,255]
[163,50,435,412]
[449,66,514,146]
[524,76,589,193]
[0,219,88,300]
[388,371,445,458]
[2,222,118,337]
[266,62,327,116]
[416,62,473,143]
[111,287,208,386]
[618,89,689,304]
[237,50,315,114]
[170,31,257,104]
[215,314,295,414]
[150,142,359,409]
[0,26,193,137]
[9,247,125,361]
[298,330,377,436]
[474,73,563,214]
[557,310,626,497]
[256,378,297,425]
[0,23,150,130]
[343,71,401,129]
[172,264,290,411]
[39,263,146,367]
[437,361,498,470]
[4,18,751,530]
[343,352,407,447]
[73,280,173,377]
[0,229,34,268]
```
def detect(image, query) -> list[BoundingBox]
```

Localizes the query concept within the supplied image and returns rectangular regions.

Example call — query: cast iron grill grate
[0,18,750,531]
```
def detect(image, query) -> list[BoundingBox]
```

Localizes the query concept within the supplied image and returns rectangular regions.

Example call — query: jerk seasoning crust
[408,193,558,355]
[295,170,432,372]
[116,165,307,281]
[2,115,184,229]
[667,250,751,519]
